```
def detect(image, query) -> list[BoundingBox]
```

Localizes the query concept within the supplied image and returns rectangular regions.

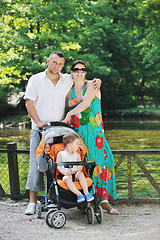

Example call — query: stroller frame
[35,122,103,228]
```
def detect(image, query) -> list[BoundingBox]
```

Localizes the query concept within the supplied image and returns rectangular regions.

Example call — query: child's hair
[62,132,79,147]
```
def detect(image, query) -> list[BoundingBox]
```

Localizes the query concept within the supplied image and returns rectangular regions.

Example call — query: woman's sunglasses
[72,68,86,73]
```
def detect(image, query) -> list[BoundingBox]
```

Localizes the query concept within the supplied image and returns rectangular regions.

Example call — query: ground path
[0,200,160,240]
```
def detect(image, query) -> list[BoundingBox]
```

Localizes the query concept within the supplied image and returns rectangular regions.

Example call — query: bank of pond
[0,118,160,199]
[0,118,160,150]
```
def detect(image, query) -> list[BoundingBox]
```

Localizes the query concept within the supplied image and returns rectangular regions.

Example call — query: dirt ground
[0,199,160,240]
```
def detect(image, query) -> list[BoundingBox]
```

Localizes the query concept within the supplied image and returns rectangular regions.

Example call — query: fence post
[127,155,133,199]
[7,142,20,199]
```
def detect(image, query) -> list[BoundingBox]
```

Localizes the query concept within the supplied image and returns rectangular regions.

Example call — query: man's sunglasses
[72,68,86,73]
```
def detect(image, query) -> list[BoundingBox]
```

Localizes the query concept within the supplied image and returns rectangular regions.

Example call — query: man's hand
[36,121,48,129]
[26,99,49,129]
[92,78,101,90]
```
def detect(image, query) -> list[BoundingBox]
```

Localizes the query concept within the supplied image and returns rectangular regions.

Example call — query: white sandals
[100,199,119,215]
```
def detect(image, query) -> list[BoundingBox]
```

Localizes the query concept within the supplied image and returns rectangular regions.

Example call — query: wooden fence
[113,150,160,204]
[0,143,160,204]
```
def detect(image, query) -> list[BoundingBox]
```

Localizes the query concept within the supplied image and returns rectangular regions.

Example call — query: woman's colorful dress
[68,83,117,200]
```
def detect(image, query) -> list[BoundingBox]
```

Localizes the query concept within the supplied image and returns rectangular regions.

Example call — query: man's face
[47,54,65,75]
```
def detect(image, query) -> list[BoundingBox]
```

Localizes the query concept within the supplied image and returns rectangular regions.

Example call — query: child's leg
[75,171,89,195]
[63,176,82,196]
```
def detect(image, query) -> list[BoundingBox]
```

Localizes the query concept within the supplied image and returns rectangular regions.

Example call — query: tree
[0,0,159,114]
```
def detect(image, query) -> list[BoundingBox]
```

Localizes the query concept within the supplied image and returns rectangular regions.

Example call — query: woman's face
[71,63,86,81]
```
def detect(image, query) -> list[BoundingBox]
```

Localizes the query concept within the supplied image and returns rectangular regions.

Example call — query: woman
[63,60,118,214]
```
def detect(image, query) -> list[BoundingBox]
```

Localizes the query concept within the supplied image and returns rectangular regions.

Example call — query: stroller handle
[41,121,74,131]
[55,161,96,167]
[38,121,74,139]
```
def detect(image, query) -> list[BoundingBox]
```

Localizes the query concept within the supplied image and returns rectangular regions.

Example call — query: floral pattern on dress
[71,115,80,128]
[95,135,103,149]
[68,83,117,200]
[95,112,102,125]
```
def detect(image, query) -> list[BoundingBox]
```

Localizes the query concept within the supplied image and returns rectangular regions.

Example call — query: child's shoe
[85,193,94,202]
[77,194,85,203]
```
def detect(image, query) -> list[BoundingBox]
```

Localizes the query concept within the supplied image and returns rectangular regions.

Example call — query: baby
[56,132,94,203]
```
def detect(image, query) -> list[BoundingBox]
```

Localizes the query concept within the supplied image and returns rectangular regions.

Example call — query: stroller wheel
[95,206,103,224]
[45,209,56,227]
[51,210,66,229]
[87,206,94,224]
[36,201,42,219]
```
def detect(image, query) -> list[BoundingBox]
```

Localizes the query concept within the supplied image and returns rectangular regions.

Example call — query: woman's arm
[63,83,101,124]
[64,79,101,117]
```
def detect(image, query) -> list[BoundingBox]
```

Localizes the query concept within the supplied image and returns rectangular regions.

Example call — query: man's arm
[25,99,48,128]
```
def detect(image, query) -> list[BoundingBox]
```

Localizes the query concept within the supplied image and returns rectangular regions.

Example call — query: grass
[0,108,160,198]
[115,154,160,198]
[0,151,160,199]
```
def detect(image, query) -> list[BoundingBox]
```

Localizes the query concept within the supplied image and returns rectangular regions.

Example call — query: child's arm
[70,153,83,174]
[56,152,71,176]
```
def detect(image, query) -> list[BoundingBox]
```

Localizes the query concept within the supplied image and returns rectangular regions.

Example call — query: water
[104,119,160,150]
[1,119,159,198]
[0,119,160,150]
[0,127,30,149]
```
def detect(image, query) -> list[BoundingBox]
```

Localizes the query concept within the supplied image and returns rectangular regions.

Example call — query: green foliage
[0,0,160,113]
[0,86,8,114]
[2,114,31,123]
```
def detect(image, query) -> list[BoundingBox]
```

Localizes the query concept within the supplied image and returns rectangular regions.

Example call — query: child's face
[70,138,80,152]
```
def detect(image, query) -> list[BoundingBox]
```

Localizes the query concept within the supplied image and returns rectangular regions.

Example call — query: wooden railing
[112,150,160,203]
[0,143,160,203]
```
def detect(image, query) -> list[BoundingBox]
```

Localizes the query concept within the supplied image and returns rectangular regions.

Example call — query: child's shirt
[58,150,81,171]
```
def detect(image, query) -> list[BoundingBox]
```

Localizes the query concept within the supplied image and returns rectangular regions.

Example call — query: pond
[0,119,160,150]
[1,119,160,198]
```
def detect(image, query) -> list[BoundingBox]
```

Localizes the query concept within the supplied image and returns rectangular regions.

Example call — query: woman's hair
[71,60,87,71]
[63,132,79,147]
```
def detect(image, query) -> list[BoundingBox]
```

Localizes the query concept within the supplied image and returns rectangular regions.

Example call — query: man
[24,51,100,215]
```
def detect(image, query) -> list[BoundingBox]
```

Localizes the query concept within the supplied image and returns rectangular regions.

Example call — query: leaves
[0,0,160,111]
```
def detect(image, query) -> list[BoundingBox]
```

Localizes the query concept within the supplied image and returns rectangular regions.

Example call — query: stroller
[35,122,103,228]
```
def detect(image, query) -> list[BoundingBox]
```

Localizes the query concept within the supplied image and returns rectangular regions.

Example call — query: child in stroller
[35,122,103,228]
[56,132,94,203]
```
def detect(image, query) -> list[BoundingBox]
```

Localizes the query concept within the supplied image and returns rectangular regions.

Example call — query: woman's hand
[62,113,72,124]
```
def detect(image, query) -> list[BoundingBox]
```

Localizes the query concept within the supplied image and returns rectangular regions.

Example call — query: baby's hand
[65,170,72,176]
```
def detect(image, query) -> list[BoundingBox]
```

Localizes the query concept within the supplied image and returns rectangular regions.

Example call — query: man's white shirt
[24,71,73,129]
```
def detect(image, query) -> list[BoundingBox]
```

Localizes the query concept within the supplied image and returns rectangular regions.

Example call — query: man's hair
[49,51,65,60]
[62,132,79,147]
